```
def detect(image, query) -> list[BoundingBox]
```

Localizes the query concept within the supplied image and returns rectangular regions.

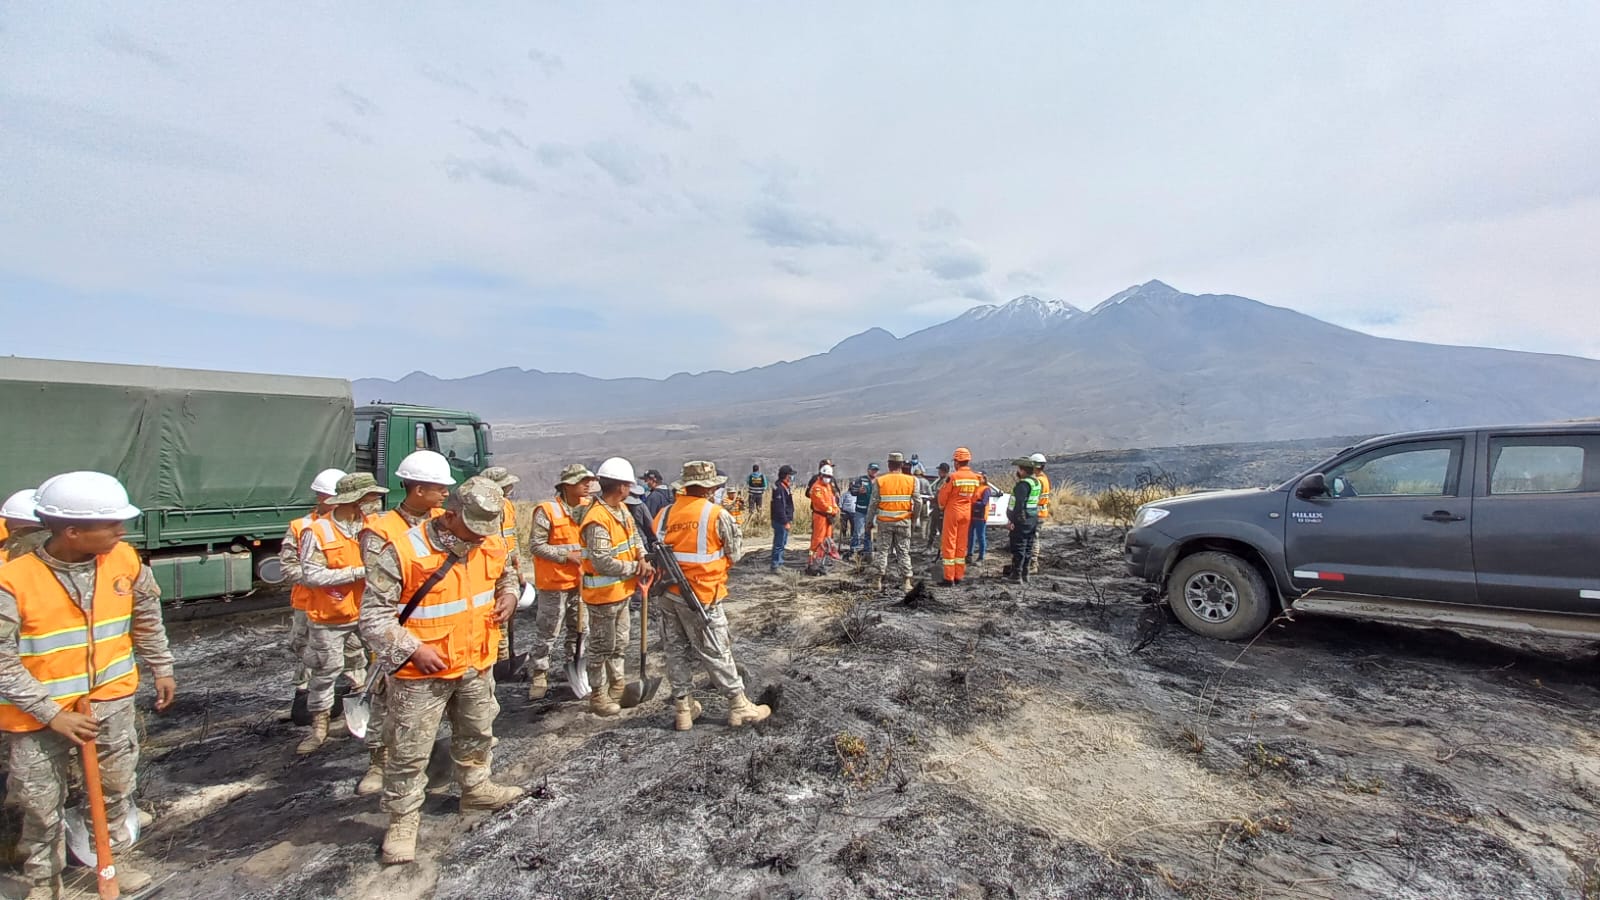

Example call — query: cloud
[442,156,536,192]
[746,203,884,251]
[772,258,809,277]
[419,64,478,95]
[535,142,575,166]
[583,140,665,187]
[921,241,988,280]
[919,208,961,232]
[1007,270,1043,288]
[527,47,563,76]
[336,84,379,117]
[959,282,996,303]
[326,120,375,146]
[494,95,529,117]
[628,76,708,130]
[97,29,174,69]
[457,121,529,151]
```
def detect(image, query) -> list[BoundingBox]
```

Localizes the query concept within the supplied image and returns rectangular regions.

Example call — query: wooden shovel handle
[74,697,119,899]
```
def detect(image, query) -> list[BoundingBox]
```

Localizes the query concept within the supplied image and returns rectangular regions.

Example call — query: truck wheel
[1166,551,1272,641]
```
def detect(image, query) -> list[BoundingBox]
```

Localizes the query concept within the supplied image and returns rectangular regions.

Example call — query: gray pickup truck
[1125,424,1600,641]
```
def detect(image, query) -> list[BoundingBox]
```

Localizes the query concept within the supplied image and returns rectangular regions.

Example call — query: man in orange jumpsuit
[935,448,984,585]
[808,464,839,568]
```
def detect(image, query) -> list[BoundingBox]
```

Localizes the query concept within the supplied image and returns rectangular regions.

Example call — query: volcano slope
[42,526,1600,899]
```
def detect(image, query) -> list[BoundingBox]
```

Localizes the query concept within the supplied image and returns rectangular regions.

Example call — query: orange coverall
[808,478,839,562]
[936,465,984,582]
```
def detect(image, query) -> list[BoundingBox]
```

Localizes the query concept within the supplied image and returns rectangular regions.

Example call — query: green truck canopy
[0,357,354,513]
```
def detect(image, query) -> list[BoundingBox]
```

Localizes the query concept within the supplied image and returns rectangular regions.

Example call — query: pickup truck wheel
[1166,551,1271,641]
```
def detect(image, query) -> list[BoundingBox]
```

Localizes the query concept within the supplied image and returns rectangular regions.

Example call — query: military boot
[727,691,772,727]
[589,689,621,717]
[356,748,386,796]
[673,696,703,732]
[526,670,549,701]
[902,577,914,592]
[606,660,626,702]
[296,712,329,755]
[460,779,525,812]
[381,812,421,865]
[24,876,61,900]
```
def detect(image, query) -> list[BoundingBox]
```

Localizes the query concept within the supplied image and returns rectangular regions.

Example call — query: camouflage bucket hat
[448,477,504,537]
[327,472,389,505]
[556,463,596,486]
[887,451,905,463]
[481,466,520,490]
[674,460,727,490]
[1012,457,1038,471]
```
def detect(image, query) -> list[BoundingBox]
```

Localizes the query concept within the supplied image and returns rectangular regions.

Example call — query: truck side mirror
[1295,473,1328,499]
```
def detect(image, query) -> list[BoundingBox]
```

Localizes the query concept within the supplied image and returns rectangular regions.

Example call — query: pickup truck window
[1325,439,1461,498]
[1488,436,1592,495]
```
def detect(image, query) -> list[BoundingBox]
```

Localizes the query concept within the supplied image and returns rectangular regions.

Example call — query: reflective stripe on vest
[391,523,505,680]
[579,503,639,604]
[533,499,586,591]
[875,473,916,523]
[655,497,729,604]
[1023,477,1041,512]
[0,543,142,732]
[305,515,367,625]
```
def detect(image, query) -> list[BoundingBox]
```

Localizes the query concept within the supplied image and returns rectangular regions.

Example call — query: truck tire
[1166,551,1272,641]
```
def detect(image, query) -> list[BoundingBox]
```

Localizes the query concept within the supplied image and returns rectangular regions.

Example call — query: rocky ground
[10,525,1599,899]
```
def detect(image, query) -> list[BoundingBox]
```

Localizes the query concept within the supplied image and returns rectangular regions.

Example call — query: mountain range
[355,281,1600,484]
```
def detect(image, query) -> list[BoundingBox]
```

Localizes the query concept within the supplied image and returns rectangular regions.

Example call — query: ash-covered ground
[25,526,1600,899]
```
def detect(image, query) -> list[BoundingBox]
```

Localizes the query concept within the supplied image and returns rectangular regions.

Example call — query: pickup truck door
[1284,435,1476,604]
[1471,431,1600,614]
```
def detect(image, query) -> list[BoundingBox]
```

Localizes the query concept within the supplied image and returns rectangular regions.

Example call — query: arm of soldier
[0,587,68,727]
[492,554,520,623]
[298,529,365,587]
[129,565,178,710]
[582,520,638,578]
[278,524,303,583]
[716,507,743,565]
[357,534,421,673]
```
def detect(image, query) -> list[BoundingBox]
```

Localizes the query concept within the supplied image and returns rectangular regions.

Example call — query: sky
[2,2,1598,381]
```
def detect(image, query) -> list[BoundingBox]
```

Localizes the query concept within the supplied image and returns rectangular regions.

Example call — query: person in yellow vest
[358,476,524,866]
[353,450,453,796]
[0,471,176,899]
[1029,453,1052,575]
[578,457,654,718]
[294,472,386,754]
[524,464,595,701]
[2,488,49,562]
[655,461,771,731]
[280,468,344,724]
[868,452,919,593]
[479,467,527,669]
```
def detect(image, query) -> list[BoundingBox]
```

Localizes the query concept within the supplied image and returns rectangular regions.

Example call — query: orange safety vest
[533,499,585,591]
[304,514,368,625]
[0,543,142,732]
[874,472,917,523]
[579,502,640,606]
[364,506,443,549]
[391,523,505,680]
[940,467,984,510]
[654,496,729,605]
[0,521,9,544]
[287,513,317,611]
[1037,472,1052,519]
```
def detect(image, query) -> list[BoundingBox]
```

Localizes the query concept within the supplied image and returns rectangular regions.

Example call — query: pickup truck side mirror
[1295,473,1329,499]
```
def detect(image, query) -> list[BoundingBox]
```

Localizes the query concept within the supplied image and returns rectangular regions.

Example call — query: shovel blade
[618,676,662,709]
[343,695,372,741]
[565,631,590,698]
[494,652,529,683]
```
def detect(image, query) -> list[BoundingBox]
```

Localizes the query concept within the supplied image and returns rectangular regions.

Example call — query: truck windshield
[433,422,481,475]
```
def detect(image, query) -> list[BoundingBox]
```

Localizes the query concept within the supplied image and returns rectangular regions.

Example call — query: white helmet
[310,468,347,496]
[1029,453,1047,465]
[820,464,834,477]
[595,457,636,483]
[395,450,455,486]
[33,472,141,521]
[1,489,40,523]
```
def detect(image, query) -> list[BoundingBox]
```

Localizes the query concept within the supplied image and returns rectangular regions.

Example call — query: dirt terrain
[20,526,1600,899]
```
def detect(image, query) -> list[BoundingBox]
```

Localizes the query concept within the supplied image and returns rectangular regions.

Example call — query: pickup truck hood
[1148,488,1271,509]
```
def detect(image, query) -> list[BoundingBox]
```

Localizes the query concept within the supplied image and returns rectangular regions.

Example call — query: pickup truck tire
[1166,551,1271,641]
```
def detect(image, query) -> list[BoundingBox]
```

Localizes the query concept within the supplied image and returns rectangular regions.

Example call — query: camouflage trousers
[287,608,310,690]
[873,522,914,579]
[1030,519,1048,573]
[302,621,367,714]
[381,669,498,817]
[9,696,139,882]
[661,591,743,700]
[583,600,629,696]
[529,587,586,674]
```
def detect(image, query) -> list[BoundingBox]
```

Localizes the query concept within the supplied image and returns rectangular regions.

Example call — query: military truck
[0,357,492,603]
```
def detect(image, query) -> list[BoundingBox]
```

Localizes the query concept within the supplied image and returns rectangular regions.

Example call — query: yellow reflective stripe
[876,494,912,503]
[582,573,625,589]
[18,615,133,658]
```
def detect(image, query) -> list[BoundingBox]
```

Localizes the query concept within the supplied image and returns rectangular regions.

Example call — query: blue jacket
[770,481,795,527]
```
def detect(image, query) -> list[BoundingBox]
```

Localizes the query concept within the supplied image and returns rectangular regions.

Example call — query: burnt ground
[10,526,1600,899]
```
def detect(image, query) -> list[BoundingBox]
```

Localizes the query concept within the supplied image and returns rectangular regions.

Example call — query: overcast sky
[2,3,1597,380]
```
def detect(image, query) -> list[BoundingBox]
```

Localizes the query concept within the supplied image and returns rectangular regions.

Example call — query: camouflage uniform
[867,482,916,581]
[278,523,312,690]
[355,504,432,752]
[2,527,48,563]
[358,503,518,818]
[526,501,589,676]
[661,504,745,698]
[297,514,368,713]
[578,501,638,693]
[0,547,174,885]
[481,468,526,665]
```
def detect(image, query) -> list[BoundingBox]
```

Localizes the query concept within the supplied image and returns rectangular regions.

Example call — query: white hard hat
[1,489,40,523]
[820,464,834,477]
[395,450,455,486]
[595,457,636,483]
[33,472,141,521]
[1029,453,1047,464]
[310,468,347,496]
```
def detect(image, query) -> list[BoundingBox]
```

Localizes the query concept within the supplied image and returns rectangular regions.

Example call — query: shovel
[619,575,662,708]
[343,663,383,741]
[74,698,119,899]
[565,603,591,699]
[493,597,529,683]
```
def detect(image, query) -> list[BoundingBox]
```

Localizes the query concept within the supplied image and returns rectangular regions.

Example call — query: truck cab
[354,403,493,499]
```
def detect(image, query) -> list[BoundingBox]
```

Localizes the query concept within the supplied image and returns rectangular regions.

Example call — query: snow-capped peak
[1089,280,1182,314]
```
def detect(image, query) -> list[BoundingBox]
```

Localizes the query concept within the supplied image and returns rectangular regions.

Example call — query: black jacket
[770,481,795,527]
